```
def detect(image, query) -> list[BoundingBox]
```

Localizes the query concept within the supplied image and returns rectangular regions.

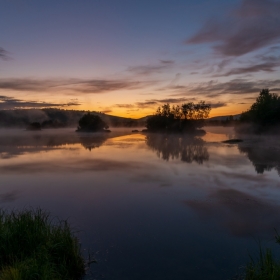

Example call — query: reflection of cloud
[0,95,80,110]
[0,158,147,174]
[0,190,19,203]
[187,0,280,56]
[185,189,280,237]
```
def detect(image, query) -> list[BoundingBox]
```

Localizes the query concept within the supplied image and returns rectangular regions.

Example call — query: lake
[1,126,280,280]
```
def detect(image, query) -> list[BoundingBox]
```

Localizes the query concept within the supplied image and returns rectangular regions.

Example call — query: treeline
[0,109,145,128]
[237,89,280,133]
[146,102,211,133]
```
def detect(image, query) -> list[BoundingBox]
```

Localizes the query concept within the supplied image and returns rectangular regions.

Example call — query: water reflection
[0,190,19,203]
[79,135,108,151]
[146,134,209,164]
[238,140,280,175]
[0,129,131,157]
[185,188,280,238]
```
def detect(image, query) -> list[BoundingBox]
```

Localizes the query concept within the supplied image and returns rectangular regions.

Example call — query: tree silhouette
[76,113,109,132]
[146,102,211,133]
[239,89,280,131]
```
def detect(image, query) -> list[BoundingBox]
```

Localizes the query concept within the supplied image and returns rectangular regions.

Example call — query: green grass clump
[0,209,85,280]
[245,235,280,280]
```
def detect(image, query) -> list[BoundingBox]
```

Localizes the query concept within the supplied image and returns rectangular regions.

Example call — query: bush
[244,233,280,280]
[76,113,109,132]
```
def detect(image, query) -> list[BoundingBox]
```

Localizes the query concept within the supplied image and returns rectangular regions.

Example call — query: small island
[145,101,211,134]
[26,122,41,131]
[76,112,110,133]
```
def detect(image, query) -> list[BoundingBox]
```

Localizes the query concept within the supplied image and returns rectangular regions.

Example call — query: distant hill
[207,114,241,121]
[0,109,241,128]
[0,109,147,128]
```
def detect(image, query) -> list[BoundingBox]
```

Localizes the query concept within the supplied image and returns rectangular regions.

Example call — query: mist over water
[1,127,280,279]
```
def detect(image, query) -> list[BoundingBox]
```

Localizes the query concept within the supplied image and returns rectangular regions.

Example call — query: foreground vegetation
[244,234,280,280]
[0,209,85,280]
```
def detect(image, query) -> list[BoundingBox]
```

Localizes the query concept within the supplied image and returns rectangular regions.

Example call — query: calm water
[1,127,280,280]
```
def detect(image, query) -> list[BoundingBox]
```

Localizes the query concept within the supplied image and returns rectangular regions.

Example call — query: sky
[1,0,280,118]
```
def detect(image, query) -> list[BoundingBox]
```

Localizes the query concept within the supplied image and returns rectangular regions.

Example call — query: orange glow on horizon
[73,102,253,119]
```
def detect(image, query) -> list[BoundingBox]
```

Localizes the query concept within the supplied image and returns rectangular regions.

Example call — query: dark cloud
[127,60,175,75]
[135,98,192,108]
[0,48,9,61]
[187,0,280,56]
[101,109,112,114]
[187,79,280,96]
[70,79,148,93]
[115,104,135,108]
[0,95,80,110]
[114,97,202,110]
[0,78,150,94]
[210,102,227,108]
[217,61,280,77]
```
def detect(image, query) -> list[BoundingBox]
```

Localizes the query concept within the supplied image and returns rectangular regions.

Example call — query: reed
[0,209,85,280]
[245,238,280,280]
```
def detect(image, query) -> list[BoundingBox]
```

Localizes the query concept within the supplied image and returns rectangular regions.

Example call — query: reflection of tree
[79,136,107,151]
[146,134,209,164]
[238,143,280,175]
[0,131,110,157]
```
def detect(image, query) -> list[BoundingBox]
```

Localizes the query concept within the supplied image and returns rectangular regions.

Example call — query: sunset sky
[1,0,280,118]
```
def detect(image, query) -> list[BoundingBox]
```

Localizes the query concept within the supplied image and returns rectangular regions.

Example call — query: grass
[244,235,280,280]
[0,208,85,280]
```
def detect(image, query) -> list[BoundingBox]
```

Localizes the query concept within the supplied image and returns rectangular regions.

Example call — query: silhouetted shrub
[76,113,109,132]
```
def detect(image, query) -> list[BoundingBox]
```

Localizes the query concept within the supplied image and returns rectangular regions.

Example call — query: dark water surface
[1,127,280,280]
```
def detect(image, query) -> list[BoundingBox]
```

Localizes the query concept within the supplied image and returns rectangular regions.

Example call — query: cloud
[70,79,148,93]
[113,97,206,110]
[0,78,150,94]
[115,104,135,109]
[187,0,280,56]
[127,60,175,75]
[101,109,112,114]
[0,95,80,110]
[210,102,227,108]
[0,48,9,61]
[185,79,280,96]
[216,59,280,77]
